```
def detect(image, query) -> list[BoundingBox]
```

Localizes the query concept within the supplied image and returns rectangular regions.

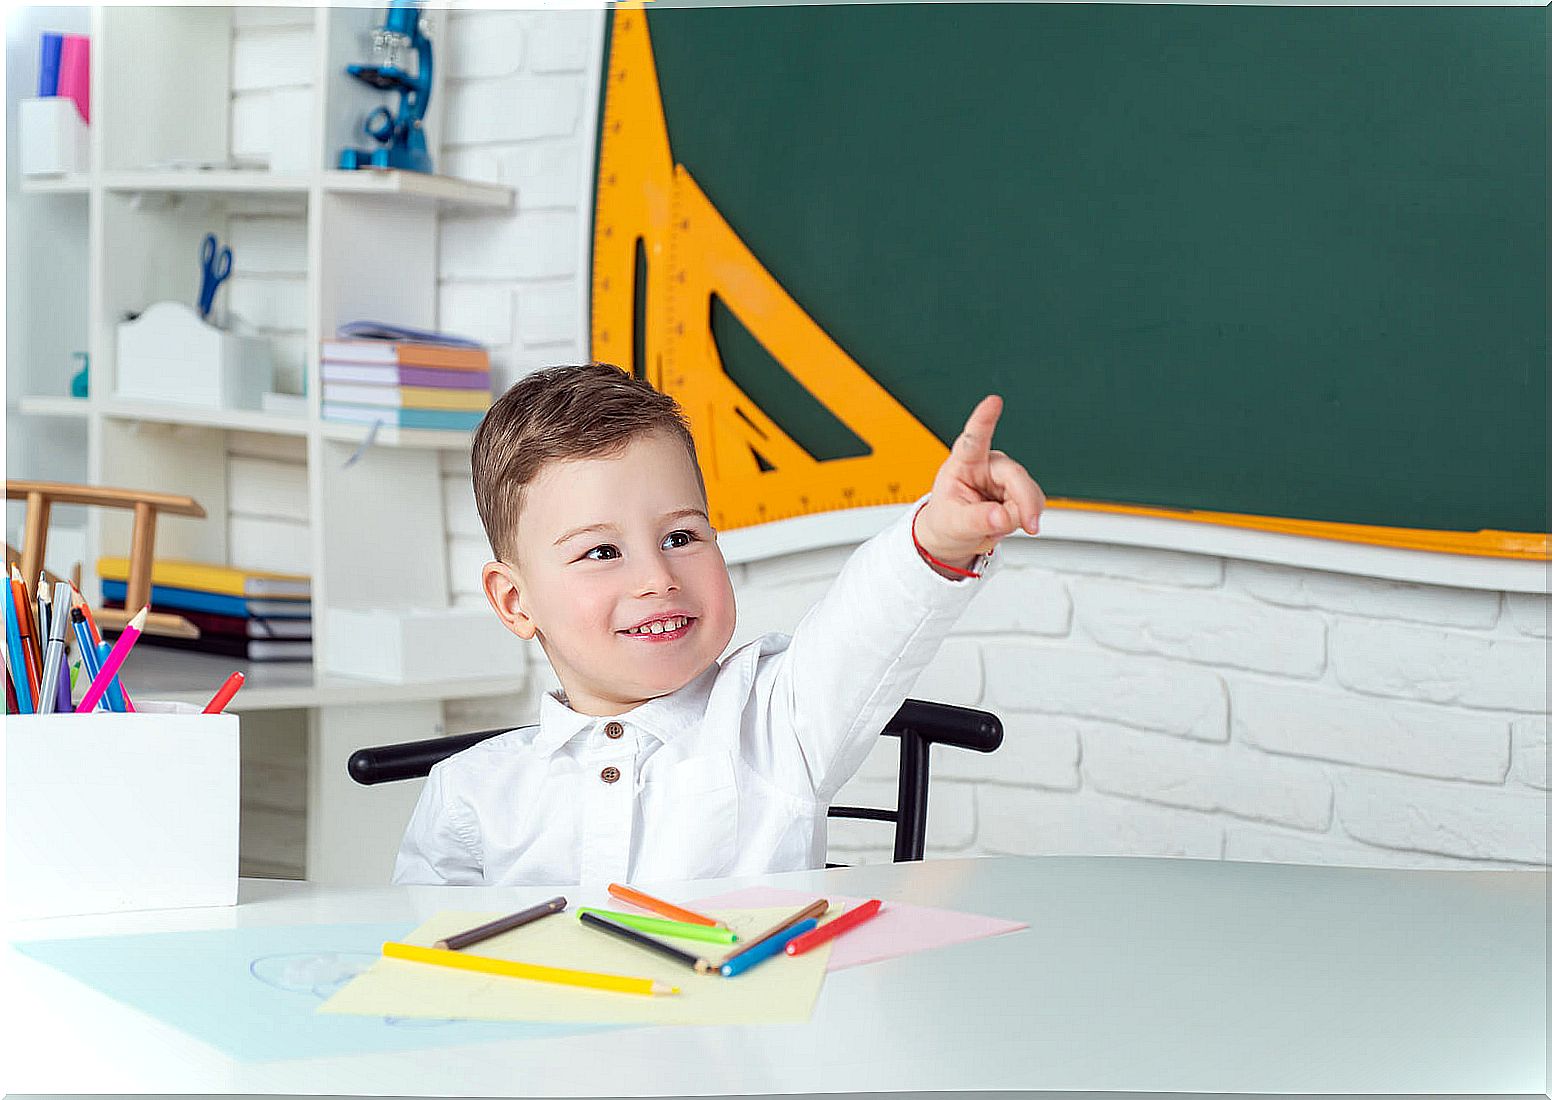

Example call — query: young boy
[394,362,1044,885]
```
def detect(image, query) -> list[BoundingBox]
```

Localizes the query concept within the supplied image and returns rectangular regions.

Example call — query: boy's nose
[633,554,679,596]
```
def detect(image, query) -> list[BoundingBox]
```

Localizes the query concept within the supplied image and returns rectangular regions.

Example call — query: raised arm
[746,394,1044,801]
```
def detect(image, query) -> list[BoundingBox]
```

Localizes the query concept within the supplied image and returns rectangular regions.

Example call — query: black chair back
[348,698,1001,863]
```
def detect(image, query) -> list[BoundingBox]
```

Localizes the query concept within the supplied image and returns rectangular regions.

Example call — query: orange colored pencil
[607,883,728,929]
[10,566,41,702]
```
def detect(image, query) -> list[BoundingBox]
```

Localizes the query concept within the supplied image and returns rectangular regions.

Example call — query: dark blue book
[101,580,310,620]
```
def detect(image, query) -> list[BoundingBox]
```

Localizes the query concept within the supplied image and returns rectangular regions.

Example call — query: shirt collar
[531,662,721,759]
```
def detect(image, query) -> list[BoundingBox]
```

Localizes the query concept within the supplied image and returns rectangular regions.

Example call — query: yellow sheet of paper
[317,907,835,1026]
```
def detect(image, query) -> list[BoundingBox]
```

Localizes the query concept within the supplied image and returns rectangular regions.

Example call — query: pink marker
[56,35,89,123]
[77,606,146,714]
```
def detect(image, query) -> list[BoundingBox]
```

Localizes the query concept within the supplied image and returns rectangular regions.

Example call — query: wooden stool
[5,480,206,638]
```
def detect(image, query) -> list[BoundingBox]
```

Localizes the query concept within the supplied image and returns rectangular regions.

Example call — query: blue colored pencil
[719,918,817,978]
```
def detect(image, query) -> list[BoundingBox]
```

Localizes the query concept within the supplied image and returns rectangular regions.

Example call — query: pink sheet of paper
[691,885,1026,971]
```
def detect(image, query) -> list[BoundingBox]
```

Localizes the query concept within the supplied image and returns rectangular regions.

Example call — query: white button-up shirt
[393,503,996,886]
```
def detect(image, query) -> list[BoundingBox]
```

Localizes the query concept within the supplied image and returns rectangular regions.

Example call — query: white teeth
[626,616,687,635]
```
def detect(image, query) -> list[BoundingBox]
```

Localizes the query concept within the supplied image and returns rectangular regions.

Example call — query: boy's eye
[663,529,696,549]
[582,544,621,561]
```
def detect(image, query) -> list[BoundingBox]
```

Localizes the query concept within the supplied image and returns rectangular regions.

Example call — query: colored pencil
[578,911,705,971]
[720,918,818,978]
[607,882,728,929]
[6,575,34,713]
[383,940,678,996]
[78,606,147,714]
[5,661,17,714]
[715,898,830,968]
[72,587,133,711]
[576,907,739,945]
[11,566,41,703]
[436,896,567,951]
[785,899,884,956]
[202,670,246,714]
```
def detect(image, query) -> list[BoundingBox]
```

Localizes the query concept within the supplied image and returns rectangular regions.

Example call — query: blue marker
[39,33,63,97]
[719,918,818,978]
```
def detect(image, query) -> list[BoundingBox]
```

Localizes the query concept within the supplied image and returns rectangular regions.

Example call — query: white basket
[5,701,240,920]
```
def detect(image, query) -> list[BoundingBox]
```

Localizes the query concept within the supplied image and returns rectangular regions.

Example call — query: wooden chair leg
[124,501,156,614]
[21,490,50,593]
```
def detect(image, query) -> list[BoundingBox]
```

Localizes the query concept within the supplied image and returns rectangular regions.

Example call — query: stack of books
[98,558,312,662]
[320,330,492,432]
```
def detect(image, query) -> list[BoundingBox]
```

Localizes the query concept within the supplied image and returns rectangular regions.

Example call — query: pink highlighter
[57,35,89,123]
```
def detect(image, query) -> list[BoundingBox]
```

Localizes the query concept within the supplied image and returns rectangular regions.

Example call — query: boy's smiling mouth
[618,614,695,641]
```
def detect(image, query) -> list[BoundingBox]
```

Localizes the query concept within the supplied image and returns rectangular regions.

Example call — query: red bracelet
[912,501,985,579]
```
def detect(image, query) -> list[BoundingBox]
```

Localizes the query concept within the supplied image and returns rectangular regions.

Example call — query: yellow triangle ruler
[591,9,944,532]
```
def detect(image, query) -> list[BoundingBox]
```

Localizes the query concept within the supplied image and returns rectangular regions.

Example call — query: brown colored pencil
[436,896,568,951]
[713,898,830,968]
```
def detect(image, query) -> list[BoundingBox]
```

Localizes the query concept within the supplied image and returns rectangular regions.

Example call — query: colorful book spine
[320,403,486,431]
[320,363,491,390]
[102,582,311,620]
[321,383,491,412]
[319,340,490,371]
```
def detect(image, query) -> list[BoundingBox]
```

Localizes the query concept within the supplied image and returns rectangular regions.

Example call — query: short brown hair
[471,362,704,562]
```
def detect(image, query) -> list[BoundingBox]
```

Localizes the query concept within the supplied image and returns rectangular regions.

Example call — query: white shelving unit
[14,6,523,884]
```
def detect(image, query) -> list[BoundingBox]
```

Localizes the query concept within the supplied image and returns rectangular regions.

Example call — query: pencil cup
[5,701,240,920]
[19,97,88,177]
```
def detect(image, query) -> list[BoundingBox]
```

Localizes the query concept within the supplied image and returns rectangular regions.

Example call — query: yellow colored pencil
[382,940,680,996]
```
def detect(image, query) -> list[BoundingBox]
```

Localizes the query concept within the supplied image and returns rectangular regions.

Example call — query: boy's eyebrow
[552,508,710,547]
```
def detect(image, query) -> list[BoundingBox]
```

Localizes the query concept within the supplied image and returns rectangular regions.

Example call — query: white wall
[5,6,91,565]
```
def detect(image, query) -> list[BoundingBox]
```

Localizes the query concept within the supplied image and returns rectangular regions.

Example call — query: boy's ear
[482,560,537,640]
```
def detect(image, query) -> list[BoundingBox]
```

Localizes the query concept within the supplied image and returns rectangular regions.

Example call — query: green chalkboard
[609,5,1545,535]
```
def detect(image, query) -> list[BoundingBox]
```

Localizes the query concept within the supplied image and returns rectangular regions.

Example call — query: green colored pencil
[576,907,739,944]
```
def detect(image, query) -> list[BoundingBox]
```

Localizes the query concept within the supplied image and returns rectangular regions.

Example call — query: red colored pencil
[608,883,728,929]
[202,670,245,714]
[784,898,884,956]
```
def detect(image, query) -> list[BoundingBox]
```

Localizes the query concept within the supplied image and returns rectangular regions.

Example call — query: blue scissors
[197,232,233,320]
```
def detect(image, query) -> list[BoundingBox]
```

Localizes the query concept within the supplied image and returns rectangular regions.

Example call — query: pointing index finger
[952,394,1003,465]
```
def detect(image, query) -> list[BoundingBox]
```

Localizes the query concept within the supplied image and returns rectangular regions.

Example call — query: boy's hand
[914,394,1045,574]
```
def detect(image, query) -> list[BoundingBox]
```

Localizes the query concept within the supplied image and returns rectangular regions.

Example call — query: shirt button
[600,766,621,784]
[604,722,624,739]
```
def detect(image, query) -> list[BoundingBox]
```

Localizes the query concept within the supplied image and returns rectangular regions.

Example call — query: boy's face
[482,430,736,716]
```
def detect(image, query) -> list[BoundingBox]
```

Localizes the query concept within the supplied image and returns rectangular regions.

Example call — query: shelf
[102,399,312,436]
[114,644,524,712]
[321,169,514,211]
[318,419,477,451]
[17,395,92,418]
[101,170,310,194]
[25,169,517,212]
[19,174,90,194]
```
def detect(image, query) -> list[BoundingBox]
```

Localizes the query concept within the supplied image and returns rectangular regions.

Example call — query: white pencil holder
[19,96,88,177]
[5,701,240,920]
[116,301,273,410]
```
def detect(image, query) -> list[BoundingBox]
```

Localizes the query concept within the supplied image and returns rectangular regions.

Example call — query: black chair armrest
[889,699,1002,753]
[347,727,518,786]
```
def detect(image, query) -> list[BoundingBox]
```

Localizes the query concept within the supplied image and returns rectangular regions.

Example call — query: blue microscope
[337,0,434,174]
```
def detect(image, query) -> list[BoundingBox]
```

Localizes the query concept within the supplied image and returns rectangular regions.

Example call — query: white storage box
[19,96,88,177]
[5,701,240,920]
[323,607,527,684]
[116,301,272,409]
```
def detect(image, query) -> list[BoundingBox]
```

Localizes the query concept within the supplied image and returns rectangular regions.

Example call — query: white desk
[2,856,1544,1097]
